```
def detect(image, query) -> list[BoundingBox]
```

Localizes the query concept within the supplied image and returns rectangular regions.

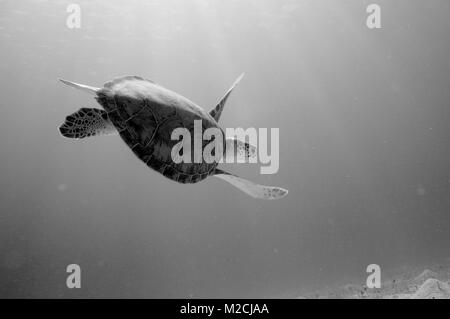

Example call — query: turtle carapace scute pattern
[95,76,222,184]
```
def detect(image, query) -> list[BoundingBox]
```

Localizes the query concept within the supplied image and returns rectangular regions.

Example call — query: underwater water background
[0,0,450,298]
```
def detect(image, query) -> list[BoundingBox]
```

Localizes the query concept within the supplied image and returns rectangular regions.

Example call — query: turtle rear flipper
[59,79,100,95]
[213,169,288,200]
[59,108,117,139]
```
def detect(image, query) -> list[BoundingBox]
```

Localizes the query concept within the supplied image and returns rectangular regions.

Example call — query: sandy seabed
[297,260,450,299]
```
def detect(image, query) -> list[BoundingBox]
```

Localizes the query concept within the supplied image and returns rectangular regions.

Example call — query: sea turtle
[58,74,288,199]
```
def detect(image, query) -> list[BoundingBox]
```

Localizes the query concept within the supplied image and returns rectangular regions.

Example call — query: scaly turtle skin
[95,76,224,184]
[58,75,288,199]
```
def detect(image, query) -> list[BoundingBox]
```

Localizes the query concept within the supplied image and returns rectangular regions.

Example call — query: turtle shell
[95,76,224,184]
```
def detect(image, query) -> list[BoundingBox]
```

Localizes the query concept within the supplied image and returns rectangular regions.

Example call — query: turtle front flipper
[209,73,244,122]
[222,138,257,163]
[213,169,288,200]
[59,108,117,139]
